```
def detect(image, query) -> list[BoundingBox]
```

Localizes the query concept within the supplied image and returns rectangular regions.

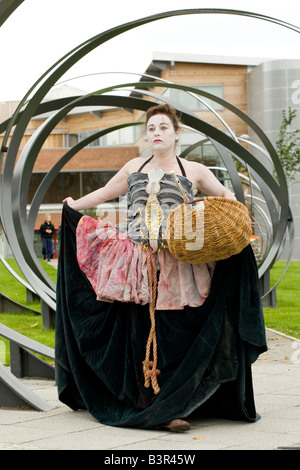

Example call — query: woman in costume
[57,104,267,432]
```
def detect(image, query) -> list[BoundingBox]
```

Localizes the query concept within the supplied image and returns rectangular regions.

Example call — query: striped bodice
[126,171,194,248]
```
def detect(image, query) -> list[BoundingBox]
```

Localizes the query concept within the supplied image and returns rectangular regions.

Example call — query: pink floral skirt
[76,216,214,310]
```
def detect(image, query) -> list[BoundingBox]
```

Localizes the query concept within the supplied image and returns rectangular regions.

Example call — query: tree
[276,107,300,183]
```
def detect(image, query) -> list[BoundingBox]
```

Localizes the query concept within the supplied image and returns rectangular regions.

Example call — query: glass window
[196,85,224,111]
[66,126,140,148]
[67,133,79,147]
[164,85,224,111]
[28,173,44,203]
[105,127,137,146]
[120,126,135,144]
[106,129,119,146]
[28,171,118,205]
[81,171,117,197]
[180,142,222,166]
[28,172,80,204]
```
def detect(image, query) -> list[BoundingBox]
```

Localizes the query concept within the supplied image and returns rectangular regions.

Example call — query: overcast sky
[0,0,299,102]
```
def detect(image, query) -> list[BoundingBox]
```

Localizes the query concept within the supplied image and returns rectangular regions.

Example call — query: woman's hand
[63,197,76,207]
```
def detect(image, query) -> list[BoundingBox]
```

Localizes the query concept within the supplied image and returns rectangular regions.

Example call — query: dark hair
[145,103,180,132]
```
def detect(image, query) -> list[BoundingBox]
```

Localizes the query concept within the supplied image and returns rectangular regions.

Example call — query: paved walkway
[0,328,299,451]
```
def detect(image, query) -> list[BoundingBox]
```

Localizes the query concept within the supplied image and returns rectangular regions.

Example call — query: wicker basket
[165,196,252,264]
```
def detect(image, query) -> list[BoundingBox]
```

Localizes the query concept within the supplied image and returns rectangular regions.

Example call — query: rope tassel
[143,246,160,394]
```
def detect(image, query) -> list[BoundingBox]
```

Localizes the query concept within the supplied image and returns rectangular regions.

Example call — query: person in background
[39,213,55,262]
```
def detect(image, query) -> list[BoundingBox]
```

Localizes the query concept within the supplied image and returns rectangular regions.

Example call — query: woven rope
[142,246,160,394]
[165,197,252,264]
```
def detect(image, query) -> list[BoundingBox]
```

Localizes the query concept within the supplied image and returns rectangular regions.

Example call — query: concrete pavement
[0,328,299,451]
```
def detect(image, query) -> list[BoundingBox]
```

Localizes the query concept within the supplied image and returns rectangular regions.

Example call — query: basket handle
[185,197,205,205]
[170,171,189,203]
[171,172,206,206]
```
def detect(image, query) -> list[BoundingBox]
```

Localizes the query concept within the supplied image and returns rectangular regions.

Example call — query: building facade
[248,59,300,259]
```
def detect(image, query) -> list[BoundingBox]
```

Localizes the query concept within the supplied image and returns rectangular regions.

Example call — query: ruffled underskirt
[76,216,215,310]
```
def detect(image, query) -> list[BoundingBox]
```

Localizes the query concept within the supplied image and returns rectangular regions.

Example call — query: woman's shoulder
[179,158,203,169]
[123,157,151,176]
[123,157,146,172]
[179,158,205,177]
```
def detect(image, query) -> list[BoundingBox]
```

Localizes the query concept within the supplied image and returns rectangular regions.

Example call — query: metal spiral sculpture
[0,2,297,322]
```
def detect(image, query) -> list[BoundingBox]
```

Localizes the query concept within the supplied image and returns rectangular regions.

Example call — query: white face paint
[146,114,179,155]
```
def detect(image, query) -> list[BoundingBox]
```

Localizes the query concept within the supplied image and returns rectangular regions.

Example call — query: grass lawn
[263,261,300,339]
[0,259,56,365]
[0,258,57,310]
[0,258,299,366]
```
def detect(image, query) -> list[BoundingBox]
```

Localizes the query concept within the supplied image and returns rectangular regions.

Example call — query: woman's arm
[194,163,236,200]
[63,161,132,210]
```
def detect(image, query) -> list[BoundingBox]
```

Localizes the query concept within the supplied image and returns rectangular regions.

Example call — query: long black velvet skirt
[55,204,267,429]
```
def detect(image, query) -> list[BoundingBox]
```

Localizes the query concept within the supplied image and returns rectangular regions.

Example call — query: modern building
[247,58,300,260]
